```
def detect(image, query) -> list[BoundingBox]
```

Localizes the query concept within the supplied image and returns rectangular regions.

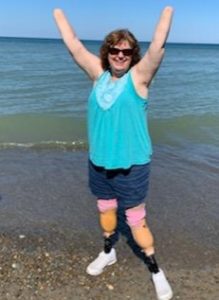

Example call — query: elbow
[150,43,165,56]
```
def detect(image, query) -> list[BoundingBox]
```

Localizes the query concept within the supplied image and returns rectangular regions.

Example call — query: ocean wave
[149,113,219,147]
[0,140,88,151]
[0,112,218,150]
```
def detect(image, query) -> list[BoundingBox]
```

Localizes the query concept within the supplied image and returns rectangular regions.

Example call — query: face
[108,40,133,78]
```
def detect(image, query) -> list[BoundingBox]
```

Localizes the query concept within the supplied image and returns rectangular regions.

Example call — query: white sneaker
[152,269,173,300]
[86,248,117,276]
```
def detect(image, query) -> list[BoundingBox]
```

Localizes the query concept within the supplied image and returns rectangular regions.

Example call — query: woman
[54,6,174,300]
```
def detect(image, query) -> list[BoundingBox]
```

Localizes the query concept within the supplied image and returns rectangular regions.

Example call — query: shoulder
[94,70,109,83]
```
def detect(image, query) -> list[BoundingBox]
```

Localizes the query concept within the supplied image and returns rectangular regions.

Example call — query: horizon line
[0,35,218,46]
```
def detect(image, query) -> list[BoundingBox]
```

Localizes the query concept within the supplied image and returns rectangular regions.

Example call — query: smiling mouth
[114,58,128,63]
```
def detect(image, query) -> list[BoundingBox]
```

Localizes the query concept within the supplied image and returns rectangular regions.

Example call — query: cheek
[107,55,114,65]
[125,57,132,67]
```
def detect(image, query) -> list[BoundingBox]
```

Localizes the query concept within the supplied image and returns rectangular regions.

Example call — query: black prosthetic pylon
[144,254,159,274]
[104,236,113,254]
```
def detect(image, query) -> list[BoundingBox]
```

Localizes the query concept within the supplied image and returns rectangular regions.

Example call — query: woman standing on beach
[54,6,174,300]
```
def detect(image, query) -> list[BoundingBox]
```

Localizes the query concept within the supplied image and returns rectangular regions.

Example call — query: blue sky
[0,0,218,44]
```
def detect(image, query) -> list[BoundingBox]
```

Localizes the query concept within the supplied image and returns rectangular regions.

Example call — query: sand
[0,149,218,299]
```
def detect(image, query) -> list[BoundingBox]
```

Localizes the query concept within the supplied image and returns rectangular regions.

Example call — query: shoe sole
[86,258,117,276]
[156,291,173,300]
[152,270,173,300]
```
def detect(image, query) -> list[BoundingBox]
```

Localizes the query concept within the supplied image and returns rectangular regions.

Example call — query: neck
[110,69,128,80]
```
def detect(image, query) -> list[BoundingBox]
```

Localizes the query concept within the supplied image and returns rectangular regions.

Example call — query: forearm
[145,7,174,74]
[53,9,82,55]
[151,6,174,50]
[53,9,102,80]
[133,7,173,87]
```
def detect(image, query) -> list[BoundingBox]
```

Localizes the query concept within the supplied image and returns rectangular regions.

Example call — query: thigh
[113,163,151,208]
[88,160,116,199]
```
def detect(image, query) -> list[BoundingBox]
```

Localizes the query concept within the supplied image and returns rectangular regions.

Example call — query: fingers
[53,8,65,22]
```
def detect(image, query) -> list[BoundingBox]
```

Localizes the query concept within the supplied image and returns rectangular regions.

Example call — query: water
[0,37,218,267]
[0,38,218,160]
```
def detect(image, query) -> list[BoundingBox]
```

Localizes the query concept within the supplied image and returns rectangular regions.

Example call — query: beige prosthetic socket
[97,199,118,237]
[125,204,155,256]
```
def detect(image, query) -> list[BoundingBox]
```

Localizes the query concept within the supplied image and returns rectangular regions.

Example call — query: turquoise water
[0,37,218,153]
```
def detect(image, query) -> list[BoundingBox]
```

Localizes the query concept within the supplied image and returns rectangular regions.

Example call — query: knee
[97,199,118,234]
[125,204,146,228]
[125,204,154,253]
[97,199,118,213]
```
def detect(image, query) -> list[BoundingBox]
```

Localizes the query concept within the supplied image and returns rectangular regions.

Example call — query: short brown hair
[100,29,141,71]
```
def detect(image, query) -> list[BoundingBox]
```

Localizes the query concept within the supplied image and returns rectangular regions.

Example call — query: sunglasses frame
[108,47,134,56]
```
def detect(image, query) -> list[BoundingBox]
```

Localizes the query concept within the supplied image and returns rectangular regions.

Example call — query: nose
[118,51,125,58]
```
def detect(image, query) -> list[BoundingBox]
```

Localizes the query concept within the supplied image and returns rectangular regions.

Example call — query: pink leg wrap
[97,199,118,213]
[125,205,146,227]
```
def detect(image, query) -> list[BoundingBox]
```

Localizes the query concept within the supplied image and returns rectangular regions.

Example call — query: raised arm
[53,9,103,81]
[133,6,174,88]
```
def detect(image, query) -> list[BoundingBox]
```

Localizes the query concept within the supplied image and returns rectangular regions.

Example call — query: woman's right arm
[53,9,103,81]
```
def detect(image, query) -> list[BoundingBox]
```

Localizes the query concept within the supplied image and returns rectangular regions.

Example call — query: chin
[115,65,129,73]
[110,63,130,77]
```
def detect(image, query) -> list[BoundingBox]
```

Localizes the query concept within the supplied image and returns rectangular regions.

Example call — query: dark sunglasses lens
[109,48,133,56]
[122,49,133,56]
[109,48,120,55]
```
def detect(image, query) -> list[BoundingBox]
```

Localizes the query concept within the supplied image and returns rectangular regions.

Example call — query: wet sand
[0,149,218,299]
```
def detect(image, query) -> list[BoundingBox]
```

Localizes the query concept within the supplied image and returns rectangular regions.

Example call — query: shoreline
[0,148,218,299]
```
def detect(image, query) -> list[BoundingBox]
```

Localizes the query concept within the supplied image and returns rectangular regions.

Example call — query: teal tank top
[88,70,152,169]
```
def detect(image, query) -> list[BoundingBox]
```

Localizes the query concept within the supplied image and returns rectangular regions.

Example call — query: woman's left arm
[133,6,174,88]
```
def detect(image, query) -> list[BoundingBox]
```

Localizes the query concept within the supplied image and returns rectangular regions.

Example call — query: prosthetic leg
[125,204,173,300]
[98,198,118,252]
[125,204,159,272]
[86,199,118,276]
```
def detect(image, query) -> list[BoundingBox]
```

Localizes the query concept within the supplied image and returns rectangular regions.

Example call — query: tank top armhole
[128,70,149,102]
[93,70,108,86]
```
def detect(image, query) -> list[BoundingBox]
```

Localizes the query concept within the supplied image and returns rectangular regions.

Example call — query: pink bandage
[97,199,118,213]
[125,205,146,227]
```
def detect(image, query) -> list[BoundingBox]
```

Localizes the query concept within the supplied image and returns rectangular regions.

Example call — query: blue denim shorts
[88,160,150,208]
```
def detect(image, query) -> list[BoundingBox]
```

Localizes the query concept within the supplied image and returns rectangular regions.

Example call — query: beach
[0,148,218,300]
[0,37,219,299]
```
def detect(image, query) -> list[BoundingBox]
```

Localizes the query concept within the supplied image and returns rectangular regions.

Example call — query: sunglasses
[108,47,133,56]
